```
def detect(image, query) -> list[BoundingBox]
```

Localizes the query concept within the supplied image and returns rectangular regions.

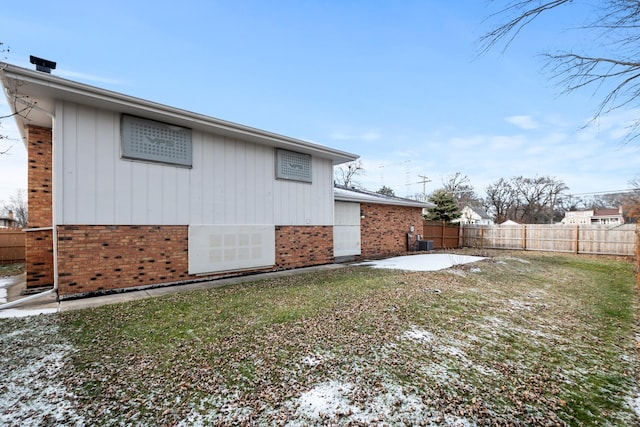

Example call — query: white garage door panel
[189,225,275,274]
[334,202,361,257]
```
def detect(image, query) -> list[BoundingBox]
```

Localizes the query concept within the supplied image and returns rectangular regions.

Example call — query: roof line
[1,63,358,164]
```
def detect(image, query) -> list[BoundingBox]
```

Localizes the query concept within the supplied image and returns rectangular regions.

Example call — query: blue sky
[1,0,639,204]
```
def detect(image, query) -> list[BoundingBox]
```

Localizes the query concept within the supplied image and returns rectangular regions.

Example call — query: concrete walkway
[0,264,347,317]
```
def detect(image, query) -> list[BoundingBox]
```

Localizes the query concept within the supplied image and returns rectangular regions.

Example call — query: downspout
[0,100,58,310]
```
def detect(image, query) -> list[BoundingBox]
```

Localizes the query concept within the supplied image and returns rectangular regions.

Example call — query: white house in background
[561,208,624,225]
[453,205,494,225]
[0,211,17,229]
[499,219,520,226]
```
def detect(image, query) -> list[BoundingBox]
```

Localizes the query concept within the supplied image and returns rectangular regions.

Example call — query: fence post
[574,225,579,254]
[522,225,527,250]
[441,221,445,249]
[480,226,484,250]
[635,224,640,290]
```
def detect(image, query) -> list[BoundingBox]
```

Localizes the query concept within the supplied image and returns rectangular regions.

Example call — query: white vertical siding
[95,110,117,223]
[55,101,334,226]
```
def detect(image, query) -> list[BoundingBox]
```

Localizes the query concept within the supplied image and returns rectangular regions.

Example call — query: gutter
[0,104,59,311]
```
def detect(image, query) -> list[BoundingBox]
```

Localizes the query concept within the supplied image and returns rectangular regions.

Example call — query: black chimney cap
[29,55,56,73]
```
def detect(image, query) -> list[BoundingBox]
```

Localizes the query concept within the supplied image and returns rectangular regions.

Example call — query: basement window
[275,149,312,183]
[121,114,192,167]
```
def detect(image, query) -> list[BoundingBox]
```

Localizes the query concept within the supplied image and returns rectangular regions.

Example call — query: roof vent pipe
[29,55,56,73]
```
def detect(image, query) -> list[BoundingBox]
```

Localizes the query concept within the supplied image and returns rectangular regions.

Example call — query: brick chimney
[7,210,14,220]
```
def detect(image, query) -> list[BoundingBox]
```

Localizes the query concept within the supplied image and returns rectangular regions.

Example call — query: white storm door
[334,202,361,257]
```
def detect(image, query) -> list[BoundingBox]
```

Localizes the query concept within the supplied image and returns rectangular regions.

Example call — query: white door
[334,202,361,257]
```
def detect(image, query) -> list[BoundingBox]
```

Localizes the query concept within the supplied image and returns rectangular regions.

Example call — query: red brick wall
[57,225,333,296]
[26,125,54,288]
[275,225,333,269]
[360,203,424,259]
[27,126,53,228]
[57,225,189,295]
[25,229,54,287]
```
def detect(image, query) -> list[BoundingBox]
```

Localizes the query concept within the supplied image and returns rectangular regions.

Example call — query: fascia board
[334,190,435,208]
[1,63,358,164]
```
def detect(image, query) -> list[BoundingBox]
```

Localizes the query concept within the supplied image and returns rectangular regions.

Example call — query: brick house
[1,62,362,298]
[2,62,438,300]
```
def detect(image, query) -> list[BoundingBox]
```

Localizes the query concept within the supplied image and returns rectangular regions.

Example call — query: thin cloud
[56,69,126,86]
[505,115,539,130]
[330,130,381,141]
[361,131,381,141]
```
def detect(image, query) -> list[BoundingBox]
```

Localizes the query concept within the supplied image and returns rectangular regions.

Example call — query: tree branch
[479,0,572,54]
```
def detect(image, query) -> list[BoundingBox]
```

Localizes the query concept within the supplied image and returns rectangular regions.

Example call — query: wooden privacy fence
[422,221,462,249]
[461,224,637,256]
[0,229,25,264]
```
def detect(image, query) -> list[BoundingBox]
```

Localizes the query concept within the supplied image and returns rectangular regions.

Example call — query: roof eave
[0,63,358,164]
[334,191,435,208]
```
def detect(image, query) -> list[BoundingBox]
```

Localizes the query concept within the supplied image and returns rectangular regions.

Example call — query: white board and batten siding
[333,201,361,257]
[54,101,335,227]
[55,101,338,274]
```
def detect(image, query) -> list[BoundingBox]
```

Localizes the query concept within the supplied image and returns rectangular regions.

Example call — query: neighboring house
[561,208,624,225]
[1,62,359,297]
[0,211,18,229]
[499,219,520,226]
[453,205,494,225]
[334,185,435,259]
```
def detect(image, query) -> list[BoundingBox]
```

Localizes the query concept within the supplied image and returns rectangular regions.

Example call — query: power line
[417,175,431,201]
[567,189,636,197]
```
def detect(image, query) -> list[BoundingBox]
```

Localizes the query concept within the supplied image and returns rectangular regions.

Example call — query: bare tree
[334,160,364,188]
[481,0,640,140]
[2,189,28,227]
[485,175,568,223]
[513,176,568,223]
[441,172,479,207]
[485,177,517,223]
[1,42,14,155]
[622,179,640,222]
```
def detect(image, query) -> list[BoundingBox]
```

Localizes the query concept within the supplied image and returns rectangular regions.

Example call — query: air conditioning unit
[418,240,434,251]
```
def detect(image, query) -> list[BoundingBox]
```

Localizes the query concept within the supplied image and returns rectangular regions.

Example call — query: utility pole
[417,175,431,201]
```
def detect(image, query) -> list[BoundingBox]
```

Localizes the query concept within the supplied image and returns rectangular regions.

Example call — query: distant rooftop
[334,185,435,208]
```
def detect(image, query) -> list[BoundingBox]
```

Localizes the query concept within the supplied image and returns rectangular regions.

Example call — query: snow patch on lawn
[301,352,333,367]
[294,381,353,419]
[402,326,436,343]
[0,307,58,318]
[360,254,485,272]
[289,380,477,426]
[0,322,83,426]
[628,395,640,418]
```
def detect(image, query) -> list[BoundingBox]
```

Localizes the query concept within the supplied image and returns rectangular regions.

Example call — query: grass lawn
[1,251,639,425]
